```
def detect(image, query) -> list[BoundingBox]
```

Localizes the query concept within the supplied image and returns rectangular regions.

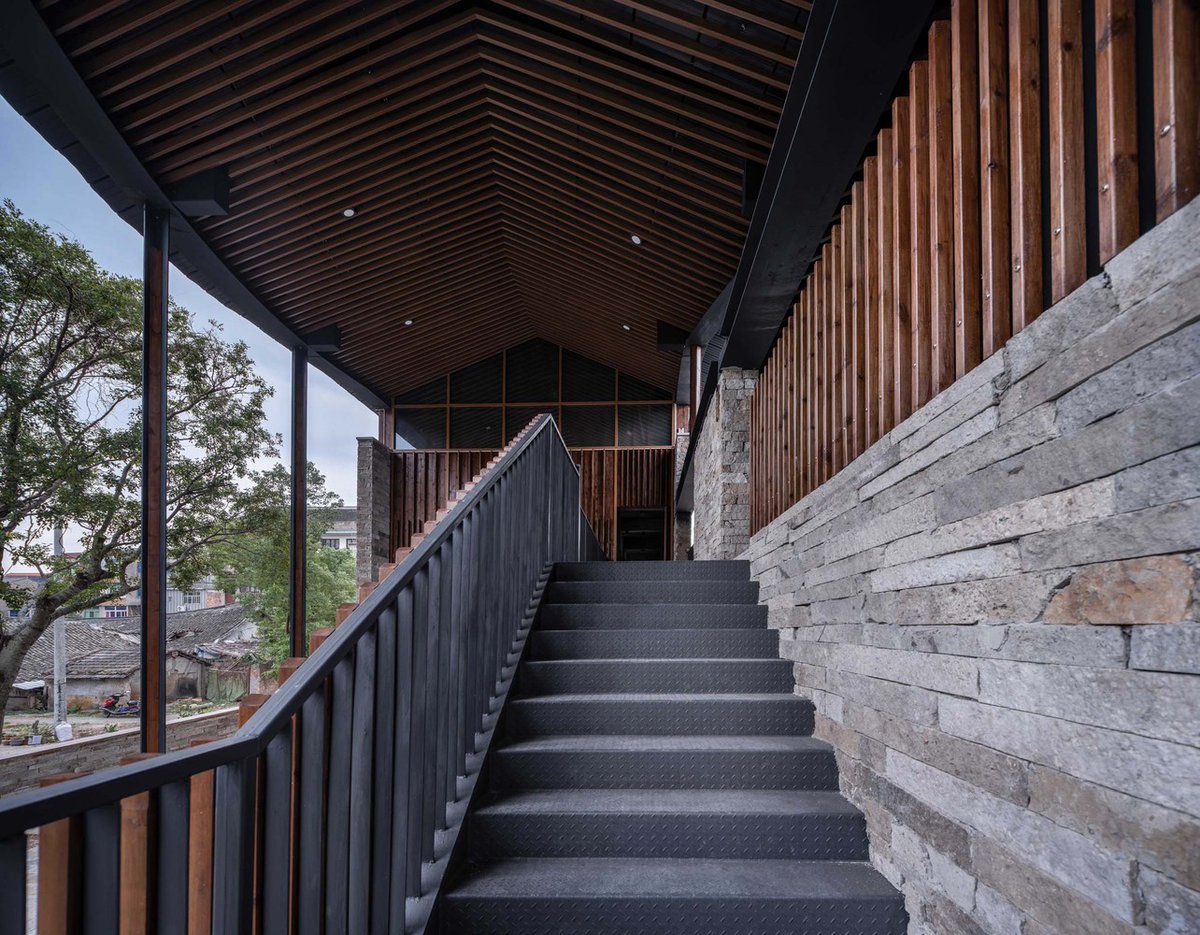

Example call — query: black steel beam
[674,0,937,510]
[718,0,938,368]
[0,0,386,411]
[290,347,308,659]
[141,204,169,754]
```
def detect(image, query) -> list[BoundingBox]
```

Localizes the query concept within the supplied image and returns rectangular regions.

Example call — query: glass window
[450,408,503,448]
[618,405,672,446]
[395,408,446,449]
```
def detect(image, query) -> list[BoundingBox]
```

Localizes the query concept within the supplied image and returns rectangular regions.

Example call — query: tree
[0,200,279,728]
[214,463,356,669]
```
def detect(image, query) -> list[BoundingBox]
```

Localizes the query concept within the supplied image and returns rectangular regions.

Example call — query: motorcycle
[99,693,142,718]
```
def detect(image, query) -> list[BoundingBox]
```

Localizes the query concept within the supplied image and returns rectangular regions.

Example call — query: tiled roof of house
[63,645,141,680]
[18,603,252,681]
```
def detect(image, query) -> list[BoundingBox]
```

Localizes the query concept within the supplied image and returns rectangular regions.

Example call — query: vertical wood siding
[749,0,1198,533]
[394,446,673,561]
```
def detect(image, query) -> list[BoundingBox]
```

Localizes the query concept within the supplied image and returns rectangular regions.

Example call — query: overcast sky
[0,100,376,522]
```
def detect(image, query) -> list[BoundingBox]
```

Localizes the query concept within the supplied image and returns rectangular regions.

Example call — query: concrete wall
[693,368,757,559]
[356,436,392,585]
[0,709,239,797]
[745,200,1200,933]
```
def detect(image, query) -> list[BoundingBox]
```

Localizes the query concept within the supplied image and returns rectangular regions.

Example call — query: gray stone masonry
[356,436,392,586]
[693,368,757,559]
[744,197,1200,934]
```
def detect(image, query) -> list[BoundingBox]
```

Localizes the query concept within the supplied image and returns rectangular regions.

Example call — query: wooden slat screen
[393,445,674,561]
[750,0,1198,534]
[392,449,497,547]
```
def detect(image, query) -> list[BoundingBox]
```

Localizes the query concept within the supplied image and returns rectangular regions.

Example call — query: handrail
[0,413,588,934]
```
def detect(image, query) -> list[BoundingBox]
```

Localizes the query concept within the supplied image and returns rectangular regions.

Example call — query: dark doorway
[617,508,665,561]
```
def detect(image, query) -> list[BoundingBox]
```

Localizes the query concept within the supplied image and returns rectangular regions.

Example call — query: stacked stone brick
[742,200,1200,932]
[693,368,757,560]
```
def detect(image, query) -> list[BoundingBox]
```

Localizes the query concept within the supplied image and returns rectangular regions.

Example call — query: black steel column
[140,205,169,754]
[289,346,308,658]
[689,344,702,433]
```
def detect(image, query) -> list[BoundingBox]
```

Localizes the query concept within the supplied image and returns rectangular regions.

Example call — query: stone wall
[356,436,392,585]
[693,368,757,559]
[0,709,238,797]
[745,199,1200,933]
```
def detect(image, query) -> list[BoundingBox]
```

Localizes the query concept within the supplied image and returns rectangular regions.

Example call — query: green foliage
[214,463,356,670]
[0,199,280,721]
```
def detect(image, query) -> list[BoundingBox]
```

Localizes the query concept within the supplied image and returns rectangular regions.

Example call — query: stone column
[356,437,391,586]
[691,368,757,559]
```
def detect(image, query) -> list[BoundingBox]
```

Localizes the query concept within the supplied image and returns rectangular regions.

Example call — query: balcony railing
[0,413,599,934]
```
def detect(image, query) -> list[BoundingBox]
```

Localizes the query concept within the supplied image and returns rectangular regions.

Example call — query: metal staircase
[443,560,907,934]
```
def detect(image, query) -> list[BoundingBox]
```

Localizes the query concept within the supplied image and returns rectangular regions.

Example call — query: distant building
[319,506,358,557]
[7,604,258,711]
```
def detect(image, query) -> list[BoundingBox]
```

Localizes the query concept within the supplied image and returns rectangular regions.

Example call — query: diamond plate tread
[469,790,868,860]
[546,580,759,605]
[538,603,768,630]
[530,628,780,660]
[443,859,906,935]
[553,560,750,581]
[490,735,839,790]
[520,659,795,694]
[504,693,814,738]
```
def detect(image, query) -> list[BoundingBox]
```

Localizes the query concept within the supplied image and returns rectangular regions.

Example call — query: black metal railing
[0,414,599,935]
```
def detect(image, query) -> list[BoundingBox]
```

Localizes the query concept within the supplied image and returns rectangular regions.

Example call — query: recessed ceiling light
[342,208,356,218]
[630,234,642,245]
[622,324,631,331]
[404,319,414,326]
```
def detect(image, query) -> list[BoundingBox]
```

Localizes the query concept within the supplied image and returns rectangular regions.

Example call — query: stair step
[554,560,750,581]
[539,603,767,630]
[443,858,906,935]
[505,693,813,737]
[530,628,779,660]
[520,659,794,695]
[491,735,838,790]
[546,580,759,605]
[469,790,867,860]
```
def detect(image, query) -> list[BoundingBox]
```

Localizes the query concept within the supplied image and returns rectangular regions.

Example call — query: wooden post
[289,347,308,659]
[119,753,158,935]
[140,205,169,755]
[187,738,216,935]
[37,773,84,934]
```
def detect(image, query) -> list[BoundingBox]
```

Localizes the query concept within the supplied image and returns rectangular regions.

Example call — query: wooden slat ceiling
[36,0,806,399]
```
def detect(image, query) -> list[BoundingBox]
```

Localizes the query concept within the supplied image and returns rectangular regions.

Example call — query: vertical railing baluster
[452,520,469,779]
[261,727,292,935]
[440,534,460,817]
[421,551,442,855]
[83,803,120,935]
[211,758,256,935]
[462,509,479,762]
[0,834,26,935]
[434,542,452,829]
[370,607,397,935]
[391,587,416,917]
[405,568,429,896]
[324,656,355,931]
[297,688,327,935]
[348,629,376,933]
[156,780,190,934]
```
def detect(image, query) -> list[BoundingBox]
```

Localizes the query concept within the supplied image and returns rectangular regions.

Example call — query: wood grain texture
[979,0,1013,355]
[952,0,984,377]
[1153,0,1200,221]
[1048,0,1088,301]
[929,21,958,395]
